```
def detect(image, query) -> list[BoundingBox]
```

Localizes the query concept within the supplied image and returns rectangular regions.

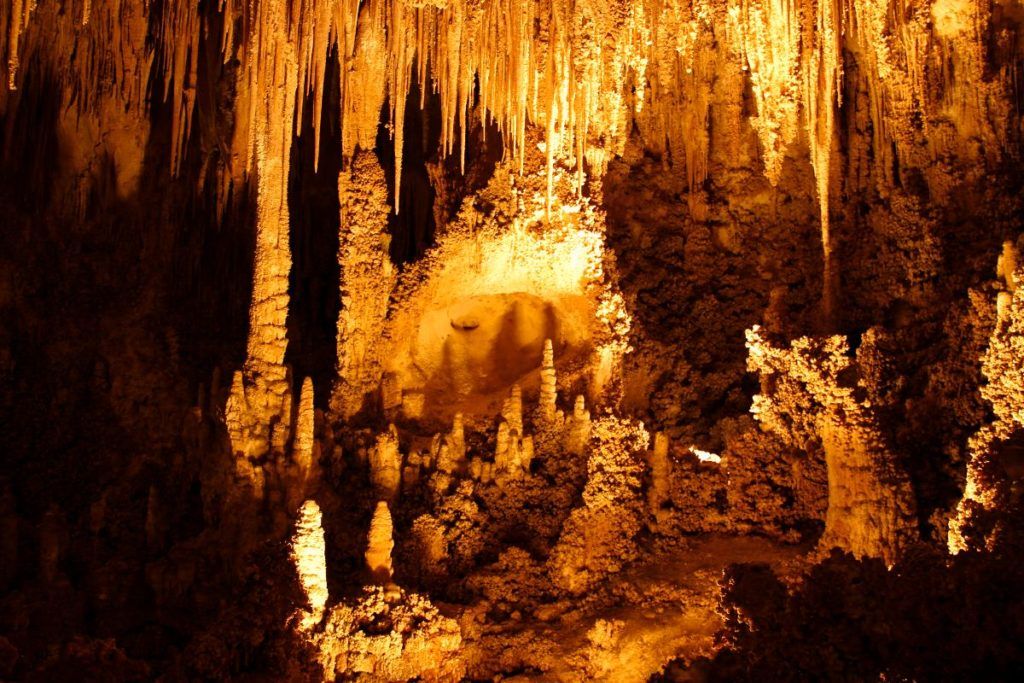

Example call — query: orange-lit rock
[292,500,329,629]
[4,0,1024,679]
[364,501,395,585]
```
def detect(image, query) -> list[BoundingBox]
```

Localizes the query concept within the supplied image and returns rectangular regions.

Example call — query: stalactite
[6,0,1017,234]
[159,1,200,177]
[801,0,843,323]
[4,0,35,90]
[218,0,303,460]
[727,0,801,186]
[341,0,386,160]
[294,378,316,471]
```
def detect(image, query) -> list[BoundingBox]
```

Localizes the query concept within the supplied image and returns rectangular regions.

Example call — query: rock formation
[333,152,396,418]
[369,425,402,503]
[746,326,917,565]
[291,500,329,630]
[950,255,1024,554]
[364,501,394,586]
[537,339,561,426]
[564,395,593,456]
[5,1,1024,680]
[647,432,672,530]
[550,417,648,594]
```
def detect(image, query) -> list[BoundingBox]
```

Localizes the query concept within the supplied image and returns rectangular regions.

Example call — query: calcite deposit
[3,1,1024,680]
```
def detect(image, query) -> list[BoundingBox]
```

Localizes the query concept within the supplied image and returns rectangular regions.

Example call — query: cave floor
[465,534,809,681]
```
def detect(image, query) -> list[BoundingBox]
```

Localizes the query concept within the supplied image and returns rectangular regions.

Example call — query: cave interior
[2,0,1024,680]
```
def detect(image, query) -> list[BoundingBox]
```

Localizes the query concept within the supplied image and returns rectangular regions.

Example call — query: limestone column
[226,0,299,459]
[331,152,395,418]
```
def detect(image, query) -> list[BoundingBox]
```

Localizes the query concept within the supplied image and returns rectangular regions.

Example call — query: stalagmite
[294,377,316,474]
[950,259,1024,553]
[997,241,1018,292]
[365,501,394,585]
[436,413,466,474]
[564,395,592,456]
[283,377,319,513]
[501,384,524,437]
[537,339,560,426]
[520,435,535,472]
[403,453,423,491]
[8,1,1024,678]
[227,0,301,460]
[550,417,648,594]
[495,421,513,473]
[369,425,402,502]
[292,500,329,629]
[410,514,448,580]
[746,326,917,565]
[224,370,247,454]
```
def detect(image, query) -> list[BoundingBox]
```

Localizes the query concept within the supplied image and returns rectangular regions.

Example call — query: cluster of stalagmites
[290,498,463,681]
[222,371,322,519]
[366,339,597,488]
[273,337,729,677]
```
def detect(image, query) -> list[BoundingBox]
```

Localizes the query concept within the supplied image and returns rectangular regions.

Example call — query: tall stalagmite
[292,499,329,629]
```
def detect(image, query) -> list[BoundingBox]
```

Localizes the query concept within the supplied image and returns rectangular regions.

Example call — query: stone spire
[365,501,394,585]
[501,384,523,436]
[291,500,328,629]
[293,377,315,473]
[539,339,557,422]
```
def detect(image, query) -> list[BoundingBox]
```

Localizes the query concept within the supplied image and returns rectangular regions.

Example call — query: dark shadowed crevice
[377,72,439,267]
[286,47,343,404]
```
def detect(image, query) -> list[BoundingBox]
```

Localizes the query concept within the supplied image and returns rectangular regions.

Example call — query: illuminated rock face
[5,1,1024,680]
[950,254,1024,553]
[746,327,917,565]
[550,417,649,594]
